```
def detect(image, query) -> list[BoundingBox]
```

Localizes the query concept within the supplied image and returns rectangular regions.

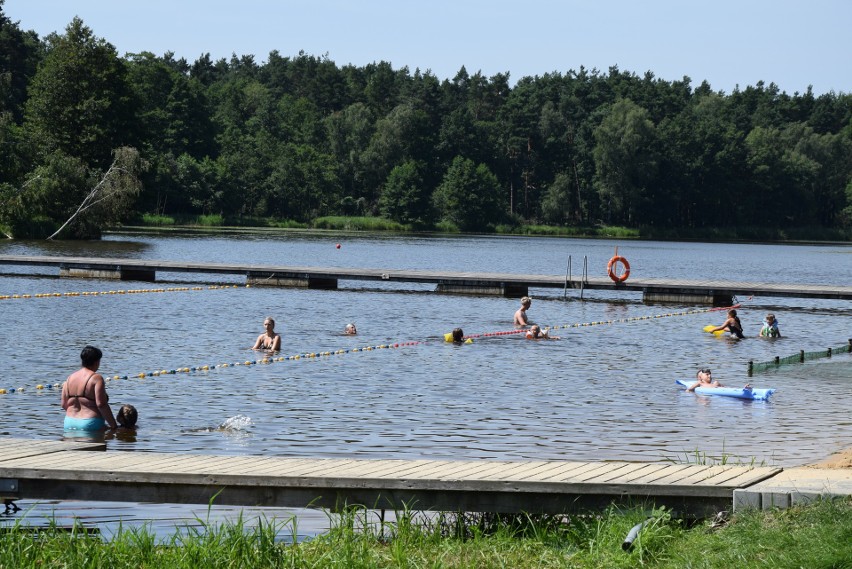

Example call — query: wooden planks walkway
[2,254,851,303]
[0,438,781,517]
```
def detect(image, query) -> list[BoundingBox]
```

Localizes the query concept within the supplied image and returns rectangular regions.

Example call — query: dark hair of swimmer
[117,404,138,427]
[80,345,103,367]
[452,328,464,342]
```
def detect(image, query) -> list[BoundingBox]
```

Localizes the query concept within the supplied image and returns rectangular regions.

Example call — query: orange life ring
[607,255,630,283]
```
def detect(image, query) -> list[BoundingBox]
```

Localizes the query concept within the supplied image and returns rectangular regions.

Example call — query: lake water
[1,231,850,538]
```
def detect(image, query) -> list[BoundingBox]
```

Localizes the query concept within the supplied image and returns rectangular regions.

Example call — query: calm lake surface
[1,231,850,538]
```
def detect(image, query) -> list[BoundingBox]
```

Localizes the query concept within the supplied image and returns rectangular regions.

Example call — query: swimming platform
[2,254,852,305]
[2,438,850,518]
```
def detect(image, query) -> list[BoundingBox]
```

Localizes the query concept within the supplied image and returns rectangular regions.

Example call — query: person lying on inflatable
[759,314,781,337]
[526,325,559,340]
[686,368,750,391]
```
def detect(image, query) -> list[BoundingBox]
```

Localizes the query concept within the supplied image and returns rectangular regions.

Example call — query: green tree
[2,146,142,238]
[379,159,433,226]
[23,17,134,168]
[174,153,223,214]
[360,103,432,208]
[0,0,41,122]
[540,171,575,224]
[593,98,658,225]
[325,102,375,210]
[266,143,341,221]
[433,156,504,231]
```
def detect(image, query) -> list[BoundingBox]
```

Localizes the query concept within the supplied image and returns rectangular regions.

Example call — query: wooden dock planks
[1,254,850,300]
[0,438,781,517]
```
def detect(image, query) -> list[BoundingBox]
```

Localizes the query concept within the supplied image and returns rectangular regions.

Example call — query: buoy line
[0,284,245,301]
[544,304,741,332]
[1,304,741,396]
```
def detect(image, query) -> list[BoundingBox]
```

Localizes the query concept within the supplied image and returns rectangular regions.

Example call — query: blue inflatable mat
[676,379,775,401]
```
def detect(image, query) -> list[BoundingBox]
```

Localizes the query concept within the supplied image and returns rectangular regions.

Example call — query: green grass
[2,498,849,568]
[663,445,773,468]
[495,223,641,238]
[125,213,851,243]
[141,213,177,226]
[312,216,409,231]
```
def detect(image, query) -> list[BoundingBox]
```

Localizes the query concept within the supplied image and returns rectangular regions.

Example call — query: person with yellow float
[706,308,745,339]
[444,327,473,344]
[252,316,282,351]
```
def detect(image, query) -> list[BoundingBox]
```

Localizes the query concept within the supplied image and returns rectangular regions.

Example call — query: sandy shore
[806,447,852,469]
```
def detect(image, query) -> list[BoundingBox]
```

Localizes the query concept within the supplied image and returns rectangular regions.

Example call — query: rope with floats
[1,303,741,396]
[0,284,244,301]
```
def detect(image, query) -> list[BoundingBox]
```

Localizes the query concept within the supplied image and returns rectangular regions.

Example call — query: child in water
[526,324,559,340]
[708,309,745,339]
[117,404,138,429]
[759,314,781,337]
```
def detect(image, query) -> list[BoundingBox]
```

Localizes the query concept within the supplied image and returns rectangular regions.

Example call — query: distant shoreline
[106,224,852,246]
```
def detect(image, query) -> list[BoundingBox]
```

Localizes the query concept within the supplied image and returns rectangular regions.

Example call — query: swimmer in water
[344,323,357,335]
[252,317,281,351]
[708,309,745,339]
[525,324,559,340]
[117,404,138,429]
[514,296,533,327]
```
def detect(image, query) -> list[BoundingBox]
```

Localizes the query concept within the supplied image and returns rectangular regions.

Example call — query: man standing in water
[514,296,534,327]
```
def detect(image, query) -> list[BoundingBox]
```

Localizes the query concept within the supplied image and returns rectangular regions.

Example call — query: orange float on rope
[607,255,630,283]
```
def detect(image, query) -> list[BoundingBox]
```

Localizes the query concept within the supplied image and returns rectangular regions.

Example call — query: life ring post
[607,254,630,284]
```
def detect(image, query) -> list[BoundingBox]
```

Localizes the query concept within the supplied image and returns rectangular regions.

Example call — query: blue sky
[5,0,851,96]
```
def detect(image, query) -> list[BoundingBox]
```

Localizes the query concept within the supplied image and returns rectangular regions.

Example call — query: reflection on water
[1,232,850,537]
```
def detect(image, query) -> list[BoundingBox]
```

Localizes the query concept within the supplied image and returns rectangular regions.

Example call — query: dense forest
[1,3,851,239]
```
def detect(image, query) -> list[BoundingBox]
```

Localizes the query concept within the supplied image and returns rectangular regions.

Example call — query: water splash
[218,415,253,431]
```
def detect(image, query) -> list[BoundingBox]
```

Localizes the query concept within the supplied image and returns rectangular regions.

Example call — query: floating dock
[0,438,800,518]
[2,255,851,304]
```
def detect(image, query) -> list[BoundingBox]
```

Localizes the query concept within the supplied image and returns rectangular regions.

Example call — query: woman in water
[708,309,745,339]
[61,345,118,432]
[252,317,281,351]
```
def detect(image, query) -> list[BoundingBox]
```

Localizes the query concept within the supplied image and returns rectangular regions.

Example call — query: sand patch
[807,447,852,469]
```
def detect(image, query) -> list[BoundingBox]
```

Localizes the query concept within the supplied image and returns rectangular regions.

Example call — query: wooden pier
[2,254,851,304]
[1,438,782,518]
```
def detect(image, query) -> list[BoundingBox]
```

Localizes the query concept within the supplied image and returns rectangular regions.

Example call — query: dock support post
[60,266,155,282]
[246,272,338,290]
[642,291,733,306]
[435,283,528,298]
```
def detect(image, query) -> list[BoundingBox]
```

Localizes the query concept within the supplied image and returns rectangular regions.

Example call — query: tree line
[2,4,851,239]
